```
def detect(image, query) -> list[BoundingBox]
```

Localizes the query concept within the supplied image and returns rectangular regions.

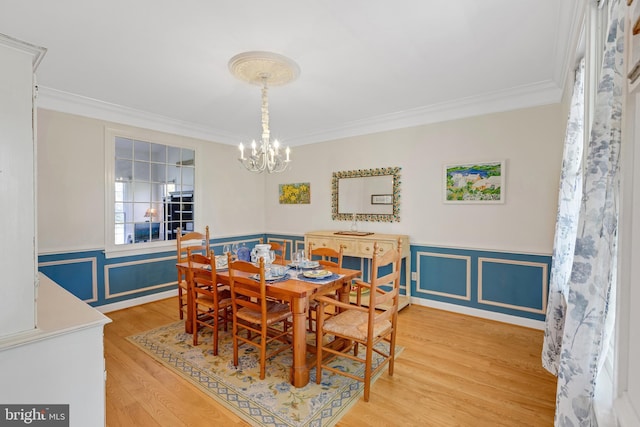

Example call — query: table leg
[337,277,351,305]
[290,296,309,387]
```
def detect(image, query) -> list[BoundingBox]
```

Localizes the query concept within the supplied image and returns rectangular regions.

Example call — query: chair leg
[213,314,219,356]
[192,308,199,346]
[363,343,374,402]
[259,334,267,380]
[307,302,313,332]
[315,305,324,384]
[232,323,240,367]
[388,329,397,376]
[178,286,184,319]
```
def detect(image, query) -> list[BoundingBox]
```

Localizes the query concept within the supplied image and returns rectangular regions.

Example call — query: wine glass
[223,244,231,257]
[231,243,239,259]
[293,250,304,275]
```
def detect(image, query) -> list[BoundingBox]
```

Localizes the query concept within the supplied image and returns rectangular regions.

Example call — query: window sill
[104,241,175,259]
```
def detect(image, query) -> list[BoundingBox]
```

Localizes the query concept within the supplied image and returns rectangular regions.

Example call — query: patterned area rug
[127,321,401,427]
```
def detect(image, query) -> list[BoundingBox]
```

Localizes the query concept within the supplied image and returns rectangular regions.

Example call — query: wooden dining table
[176,259,361,388]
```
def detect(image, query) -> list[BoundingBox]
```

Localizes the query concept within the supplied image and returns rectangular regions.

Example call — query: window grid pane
[114,137,195,245]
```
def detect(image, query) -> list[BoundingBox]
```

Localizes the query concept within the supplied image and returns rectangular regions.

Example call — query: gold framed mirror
[331,167,401,222]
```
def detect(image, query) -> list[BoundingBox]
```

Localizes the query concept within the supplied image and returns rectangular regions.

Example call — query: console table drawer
[357,240,394,256]
[334,238,357,254]
[307,237,335,250]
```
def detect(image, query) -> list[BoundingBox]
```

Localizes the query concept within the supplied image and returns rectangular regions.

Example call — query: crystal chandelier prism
[228,51,300,174]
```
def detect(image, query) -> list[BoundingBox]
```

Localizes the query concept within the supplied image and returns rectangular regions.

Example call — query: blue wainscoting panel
[39,256,98,303]
[38,234,551,323]
[105,255,176,300]
[37,234,267,307]
[478,257,547,314]
[411,245,551,321]
[416,251,471,300]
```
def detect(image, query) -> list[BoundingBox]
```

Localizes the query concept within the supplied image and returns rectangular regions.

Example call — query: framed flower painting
[279,182,311,204]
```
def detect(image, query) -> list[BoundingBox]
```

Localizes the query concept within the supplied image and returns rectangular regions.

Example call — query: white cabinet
[304,230,411,309]
[0,34,45,337]
[0,275,111,426]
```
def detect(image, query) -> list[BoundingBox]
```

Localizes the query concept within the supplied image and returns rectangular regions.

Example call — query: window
[109,133,195,249]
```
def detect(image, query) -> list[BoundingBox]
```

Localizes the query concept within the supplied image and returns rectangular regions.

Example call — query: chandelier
[228,51,300,173]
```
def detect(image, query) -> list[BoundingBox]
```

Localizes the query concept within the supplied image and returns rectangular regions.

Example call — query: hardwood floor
[104,298,557,426]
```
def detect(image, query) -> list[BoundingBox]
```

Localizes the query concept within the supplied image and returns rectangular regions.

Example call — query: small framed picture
[371,194,393,205]
[279,182,311,204]
[444,160,505,204]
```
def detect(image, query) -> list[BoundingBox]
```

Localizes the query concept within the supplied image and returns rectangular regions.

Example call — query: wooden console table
[304,230,411,310]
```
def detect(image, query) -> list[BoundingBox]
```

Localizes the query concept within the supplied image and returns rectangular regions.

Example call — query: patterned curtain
[542,58,585,375]
[542,0,624,425]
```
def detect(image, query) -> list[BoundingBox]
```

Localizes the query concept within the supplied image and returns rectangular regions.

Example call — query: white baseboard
[96,289,178,314]
[410,297,546,330]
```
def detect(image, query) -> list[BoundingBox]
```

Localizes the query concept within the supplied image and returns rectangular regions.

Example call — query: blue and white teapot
[251,244,274,264]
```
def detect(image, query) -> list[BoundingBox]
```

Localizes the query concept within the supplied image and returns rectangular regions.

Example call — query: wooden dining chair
[188,249,232,356]
[269,240,287,265]
[226,254,292,380]
[308,245,343,268]
[176,226,210,320]
[314,240,402,402]
[307,245,344,331]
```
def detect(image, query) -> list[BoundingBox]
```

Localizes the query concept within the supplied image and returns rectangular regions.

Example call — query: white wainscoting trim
[104,255,176,299]
[38,257,98,303]
[478,257,548,314]
[416,251,471,301]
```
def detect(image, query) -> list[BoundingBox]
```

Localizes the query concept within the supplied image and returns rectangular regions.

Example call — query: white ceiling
[1,0,581,146]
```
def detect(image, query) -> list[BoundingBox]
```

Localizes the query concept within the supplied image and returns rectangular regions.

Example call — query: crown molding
[287,80,563,145]
[37,80,562,148]
[0,33,47,70]
[36,86,238,145]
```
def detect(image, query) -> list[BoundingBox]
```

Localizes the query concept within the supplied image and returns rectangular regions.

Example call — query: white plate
[251,273,286,281]
[300,260,320,269]
[303,269,332,279]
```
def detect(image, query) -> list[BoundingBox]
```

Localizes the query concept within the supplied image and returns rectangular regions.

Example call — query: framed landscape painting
[444,160,505,203]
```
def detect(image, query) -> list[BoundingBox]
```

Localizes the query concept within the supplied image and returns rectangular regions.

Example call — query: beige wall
[265,103,565,254]
[36,109,266,254]
[37,102,564,256]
